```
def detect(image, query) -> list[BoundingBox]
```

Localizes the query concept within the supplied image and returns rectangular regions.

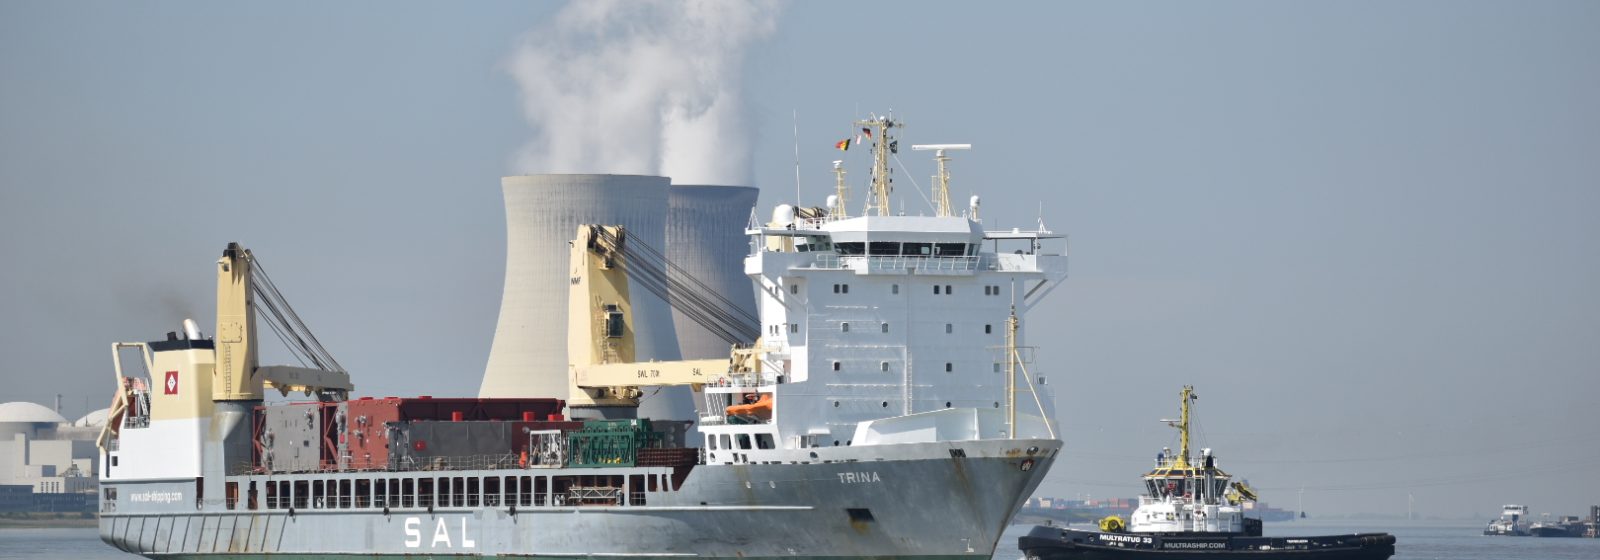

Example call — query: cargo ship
[1018,386,1395,560]
[1483,504,1530,536]
[95,115,1070,558]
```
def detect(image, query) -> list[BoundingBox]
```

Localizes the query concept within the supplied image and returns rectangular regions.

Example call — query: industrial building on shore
[0,400,105,512]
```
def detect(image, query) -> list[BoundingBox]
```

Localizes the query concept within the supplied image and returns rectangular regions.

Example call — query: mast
[1163,385,1197,469]
[1005,304,1019,439]
[856,116,900,216]
[832,160,849,218]
[912,144,971,217]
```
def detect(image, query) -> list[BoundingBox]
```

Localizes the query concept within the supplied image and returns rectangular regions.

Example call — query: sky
[2,1,1597,519]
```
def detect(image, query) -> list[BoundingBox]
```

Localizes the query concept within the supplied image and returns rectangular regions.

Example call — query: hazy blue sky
[2,1,1596,518]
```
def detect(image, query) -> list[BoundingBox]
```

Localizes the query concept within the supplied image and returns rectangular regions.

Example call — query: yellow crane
[565,226,760,415]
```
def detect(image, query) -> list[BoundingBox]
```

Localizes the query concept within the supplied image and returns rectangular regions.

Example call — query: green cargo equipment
[567,419,664,467]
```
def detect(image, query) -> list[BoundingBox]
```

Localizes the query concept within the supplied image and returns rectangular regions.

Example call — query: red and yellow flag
[835,138,851,151]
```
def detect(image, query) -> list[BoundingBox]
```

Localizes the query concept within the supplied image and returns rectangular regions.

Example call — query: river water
[3,520,1596,559]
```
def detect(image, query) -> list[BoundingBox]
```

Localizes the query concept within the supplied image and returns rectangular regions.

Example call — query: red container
[339,397,565,471]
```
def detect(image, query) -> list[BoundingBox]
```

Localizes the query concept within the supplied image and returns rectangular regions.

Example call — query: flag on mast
[835,138,851,151]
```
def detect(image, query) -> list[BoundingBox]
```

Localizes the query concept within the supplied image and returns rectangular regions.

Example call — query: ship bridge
[705,207,1065,464]
[747,214,1062,278]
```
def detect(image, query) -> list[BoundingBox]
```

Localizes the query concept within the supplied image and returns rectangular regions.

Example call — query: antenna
[792,109,801,206]
[912,144,971,217]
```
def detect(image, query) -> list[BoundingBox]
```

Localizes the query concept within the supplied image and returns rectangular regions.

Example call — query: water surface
[5,520,1597,559]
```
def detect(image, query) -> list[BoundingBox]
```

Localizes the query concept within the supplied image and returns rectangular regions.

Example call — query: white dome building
[0,401,67,441]
[70,408,111,428]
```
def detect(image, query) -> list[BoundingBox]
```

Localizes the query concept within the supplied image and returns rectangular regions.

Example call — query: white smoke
[507,0,780,185]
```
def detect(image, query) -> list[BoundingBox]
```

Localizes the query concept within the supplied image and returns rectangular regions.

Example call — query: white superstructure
[693,116,1067,464]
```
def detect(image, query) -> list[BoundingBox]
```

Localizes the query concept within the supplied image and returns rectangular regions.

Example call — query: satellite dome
[0,401,68,424]
[73,408,112,427]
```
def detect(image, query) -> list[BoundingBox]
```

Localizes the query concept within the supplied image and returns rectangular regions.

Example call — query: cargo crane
[99,243,354,453]
[566,225,762,418]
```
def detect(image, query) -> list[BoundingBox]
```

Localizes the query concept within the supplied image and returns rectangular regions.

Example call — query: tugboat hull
[1020,526,1395,560]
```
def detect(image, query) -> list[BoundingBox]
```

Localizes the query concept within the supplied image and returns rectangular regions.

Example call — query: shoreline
[0,514,99,529]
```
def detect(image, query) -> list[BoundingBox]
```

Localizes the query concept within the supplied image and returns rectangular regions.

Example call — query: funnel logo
[164,371,179,395]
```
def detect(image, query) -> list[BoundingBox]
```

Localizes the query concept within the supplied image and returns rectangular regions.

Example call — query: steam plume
[507,0,780,185]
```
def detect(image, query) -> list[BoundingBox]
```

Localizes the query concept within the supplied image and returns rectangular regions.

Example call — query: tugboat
[1019,386,1396,560]
[1484,505,1530,536]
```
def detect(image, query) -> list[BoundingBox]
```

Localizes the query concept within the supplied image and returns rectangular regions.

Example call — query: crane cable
[248,255,346,373]
[591,228,759,346]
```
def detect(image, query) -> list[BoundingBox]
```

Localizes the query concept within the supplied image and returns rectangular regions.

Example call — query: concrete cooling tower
[666,185,760,360]
[480,174,690,420]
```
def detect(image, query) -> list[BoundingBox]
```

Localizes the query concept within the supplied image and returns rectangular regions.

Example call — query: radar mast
[856,115,900,216]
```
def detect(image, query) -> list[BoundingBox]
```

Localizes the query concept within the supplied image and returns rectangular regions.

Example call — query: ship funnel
[182,318,203,340]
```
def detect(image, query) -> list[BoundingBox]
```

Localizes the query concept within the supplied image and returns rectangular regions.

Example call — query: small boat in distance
[1484,505,1530,536]
[1019,386,1396,559]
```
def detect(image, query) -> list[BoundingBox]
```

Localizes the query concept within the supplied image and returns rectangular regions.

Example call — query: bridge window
[737,434,753,450]
[933,243,967,256]
[903,242,932,256]
[836,242,865,255]
[869,242,900,256]
[756,434,776,449]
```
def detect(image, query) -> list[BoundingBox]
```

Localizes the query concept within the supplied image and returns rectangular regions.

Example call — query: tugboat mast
[1163,385,1197,469]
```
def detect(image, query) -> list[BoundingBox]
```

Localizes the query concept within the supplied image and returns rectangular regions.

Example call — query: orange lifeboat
[724,393,773,421]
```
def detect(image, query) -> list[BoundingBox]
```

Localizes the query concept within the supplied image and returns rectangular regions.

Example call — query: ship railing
[809,254,984,272]
[702,375,772,389]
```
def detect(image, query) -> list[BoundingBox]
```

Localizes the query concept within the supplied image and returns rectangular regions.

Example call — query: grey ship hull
[101,439,1056,559]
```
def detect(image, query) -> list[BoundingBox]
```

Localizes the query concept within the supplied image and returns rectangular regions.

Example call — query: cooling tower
[480,174,691,420]
[666,185,760,359]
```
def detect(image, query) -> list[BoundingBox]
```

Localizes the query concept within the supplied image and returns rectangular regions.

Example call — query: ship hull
[101,439,1054,558]
[1019,526,1395,560]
